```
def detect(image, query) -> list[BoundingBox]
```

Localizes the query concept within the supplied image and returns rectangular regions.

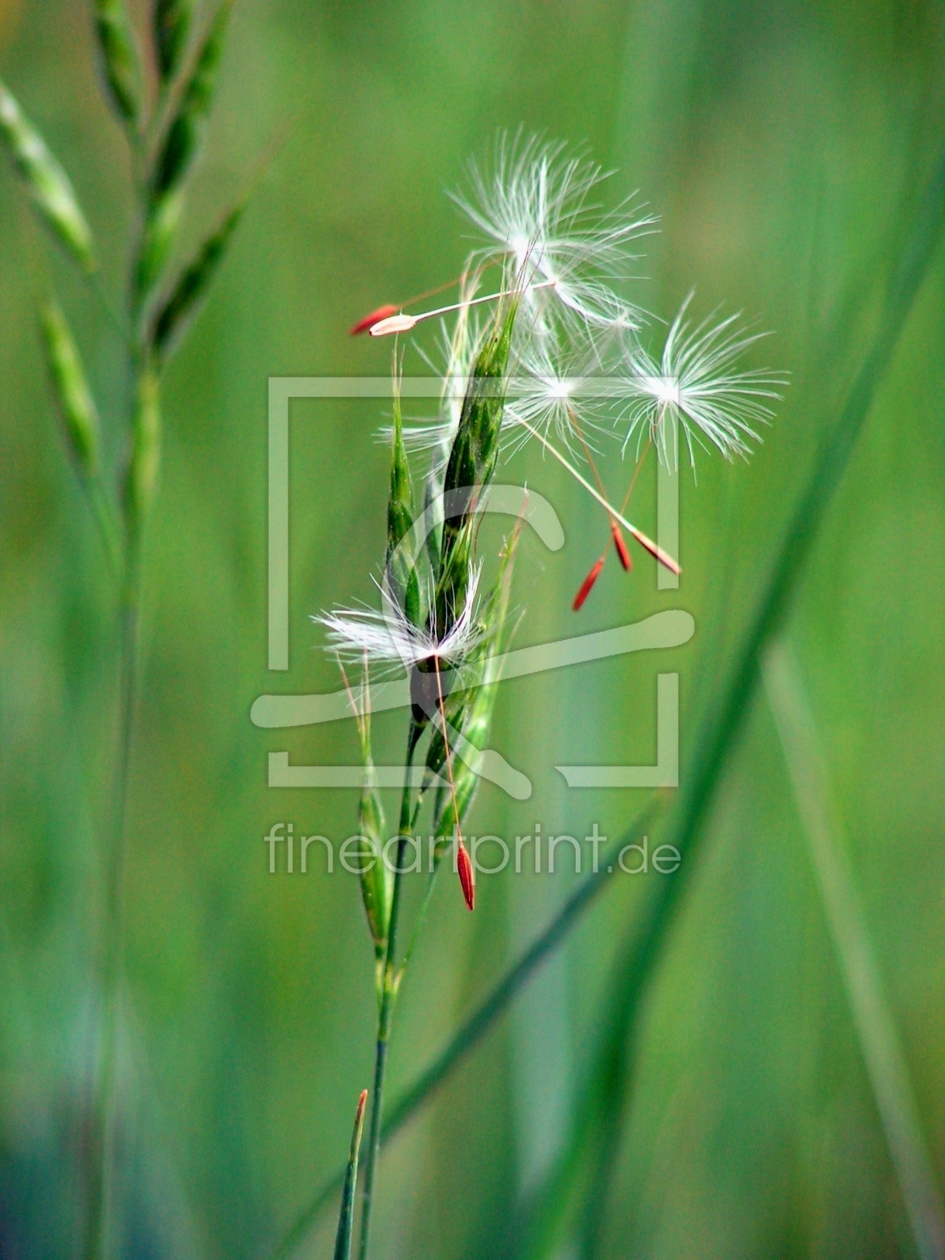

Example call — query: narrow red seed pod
[572,556,605,611]
[457,841,475,911]
[349,303,399,336]
[611,521,632,571]
[356,1089,368,1122]
[630,527,681,575]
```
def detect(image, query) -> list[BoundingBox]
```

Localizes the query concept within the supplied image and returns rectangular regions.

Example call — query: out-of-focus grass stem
[84,105,156,1260]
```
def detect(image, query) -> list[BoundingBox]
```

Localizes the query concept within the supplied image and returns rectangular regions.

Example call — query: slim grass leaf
[763,642,945,1260]
[92,0,141,125]
[0,77,95,271]
[154,0,193,84]
[521,140,945,1260]
[334,1090,368,1260]
[152,0,233,199]
[150,199,244,361]
[39,298,100,472]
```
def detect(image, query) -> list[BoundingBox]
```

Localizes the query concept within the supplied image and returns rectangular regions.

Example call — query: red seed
[457,842,475,911]
[630,528,681,575]
[611,521,632,571]
[349,304,399,336]
[572,556,605,611]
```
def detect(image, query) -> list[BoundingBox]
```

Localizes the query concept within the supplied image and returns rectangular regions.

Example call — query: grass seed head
[39,299,101,472]
[92,0,141,126]
[152,0,234,200]
[0,78,96,271]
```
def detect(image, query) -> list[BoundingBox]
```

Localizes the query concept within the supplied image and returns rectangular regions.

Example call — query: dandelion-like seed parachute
[452,131,656,332]
[316,562,486,676]
[619,293,786,473]
[503,321,618,458]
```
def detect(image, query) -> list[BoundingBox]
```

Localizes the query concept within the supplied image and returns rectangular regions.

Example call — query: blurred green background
[1,1,943,1258]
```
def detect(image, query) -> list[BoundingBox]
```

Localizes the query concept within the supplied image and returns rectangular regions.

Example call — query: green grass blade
[334,1090,368,1260]
[522,139,945,1260]
[266,141,945,1260]
[0,76,96,271]
[763,642,945,1260]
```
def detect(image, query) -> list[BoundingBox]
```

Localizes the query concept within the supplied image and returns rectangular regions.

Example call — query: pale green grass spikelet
[92,0,141,126]
[39,299,100,472]
[151,199,246,361]
[0,78,96,271]
[153,0,234,199]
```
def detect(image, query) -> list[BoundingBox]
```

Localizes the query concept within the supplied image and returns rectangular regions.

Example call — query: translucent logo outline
[254,377,687,794]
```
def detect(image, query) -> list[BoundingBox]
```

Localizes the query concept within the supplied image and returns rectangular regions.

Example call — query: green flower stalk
[315,132,783,1260]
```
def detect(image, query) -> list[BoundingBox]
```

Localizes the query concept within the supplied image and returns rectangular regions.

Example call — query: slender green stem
[266,797,663,1260]
[85,473,122,580]
[357,724,419,1260]
[83,535,141,1260]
